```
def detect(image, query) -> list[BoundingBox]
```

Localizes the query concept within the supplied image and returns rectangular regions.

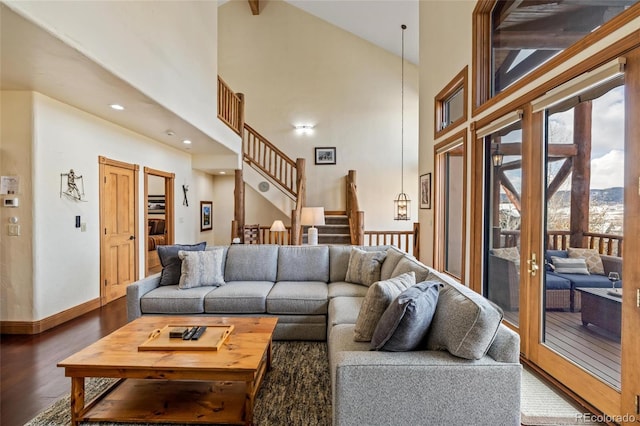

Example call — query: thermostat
[3,198,18,207]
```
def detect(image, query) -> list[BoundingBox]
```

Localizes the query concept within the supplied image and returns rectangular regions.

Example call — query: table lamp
[301,207,325,245]
[270,220,287,244]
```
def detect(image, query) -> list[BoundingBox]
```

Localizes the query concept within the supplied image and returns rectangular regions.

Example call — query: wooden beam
[547,158,573,199]
[496,50,558,92]
[498,169,522,213]
[248,0,259,15]
[234,169,244,242]
[569,101,592,247]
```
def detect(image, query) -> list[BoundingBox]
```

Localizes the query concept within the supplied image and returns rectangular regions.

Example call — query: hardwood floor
[0,296,128,426]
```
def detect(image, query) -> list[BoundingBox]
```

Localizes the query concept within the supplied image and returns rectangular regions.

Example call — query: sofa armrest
[332,350,521,426]
[487,323,520,363]
[126,273,161,321]
[601,255,622,278]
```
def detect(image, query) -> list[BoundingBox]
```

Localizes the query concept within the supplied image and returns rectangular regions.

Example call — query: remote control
[191,326,207,340]
[182,326,197,340]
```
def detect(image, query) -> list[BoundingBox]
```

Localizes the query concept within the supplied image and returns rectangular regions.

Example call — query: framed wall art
[420,173,431,209]
[200,201,213,231]
[314,147,336,165]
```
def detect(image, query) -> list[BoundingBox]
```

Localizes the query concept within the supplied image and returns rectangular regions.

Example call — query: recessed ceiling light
[165,130,175,137]
[110,104,125,111]
[182,139,192,145]
[220,171,226,175]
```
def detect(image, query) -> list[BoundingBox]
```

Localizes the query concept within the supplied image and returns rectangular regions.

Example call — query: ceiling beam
[248,0,259,15]
[492,31,586,50]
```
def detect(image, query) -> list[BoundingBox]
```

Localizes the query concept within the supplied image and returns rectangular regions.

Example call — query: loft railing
[217,76,244,135]
[498,229,623,257]
[258,225,292,245]
[244,124,299,198]
[346,170,364,245]
[364,223,420,258]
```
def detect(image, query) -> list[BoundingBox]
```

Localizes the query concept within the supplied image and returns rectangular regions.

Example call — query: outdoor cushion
[354,272,416,342]
[553,272,612,289]
[545,272,571,290]
[552,257,590,275]
[277,245,329,282]
[426,281,504,360]
[345,247,387,286]
[224,245,278,282]
[568,247,605,275]
[140,285,213,314]
[371,281,441,352]
[266,281,328,314]
[204,281,274,313]
[545,250,567,271]
[178,248,225,289]
[491,247,520,265]
[157,242,206,286]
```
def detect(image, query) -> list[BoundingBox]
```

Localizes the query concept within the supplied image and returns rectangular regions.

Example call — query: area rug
[26,341,331,426]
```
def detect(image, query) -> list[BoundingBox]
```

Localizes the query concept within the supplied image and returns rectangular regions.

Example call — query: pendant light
[394,24,410,221]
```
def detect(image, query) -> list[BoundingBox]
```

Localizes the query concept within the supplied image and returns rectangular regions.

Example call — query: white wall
[5,0,234,150]
[0,91,35,321]
[218,0,419,231]
[8,92,208,321]
[193,170,216,246]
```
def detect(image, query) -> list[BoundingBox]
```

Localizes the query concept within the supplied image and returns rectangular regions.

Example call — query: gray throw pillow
[425,281,504,360]
[371,281,441,352]
[353,272,416,342]
[380,247,406,281]
[552,256,590,275]
[345,247,387,286]
[178,248,225,289]
[157,242,206,286]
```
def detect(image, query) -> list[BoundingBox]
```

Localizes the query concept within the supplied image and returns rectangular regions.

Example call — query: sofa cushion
[426,281,504,360]
[390,256,428,282]
[380,247,406,280]
[552,257,590,275]
[553,272,612,288]
[371,281,441,351]
[277,246,329,282]
[345,247,387,286]
[545,272,571,290]
[353,272,416,342]
[178,248,225,289]
[568,247,605,275]
[266,281,328,315]
[329,245,389,283]
[157,242,206,286]
[224,245,278,282]
[140,285,213,314]
[329,297,363,327]
[327,282,369,298]
[204,281,273,313]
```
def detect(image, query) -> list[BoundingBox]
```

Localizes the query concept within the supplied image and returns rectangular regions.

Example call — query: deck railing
[217,76,244,135]
[365,223,420,258]
[498,229,623,257]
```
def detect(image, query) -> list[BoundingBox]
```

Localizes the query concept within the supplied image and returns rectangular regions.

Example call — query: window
[434,66,467,138]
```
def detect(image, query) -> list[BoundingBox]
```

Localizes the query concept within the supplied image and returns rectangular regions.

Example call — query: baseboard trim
[0,298,101,334]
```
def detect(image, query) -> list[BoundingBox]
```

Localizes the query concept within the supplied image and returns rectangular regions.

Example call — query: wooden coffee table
[575,287,621,337]
[58,316,277,425]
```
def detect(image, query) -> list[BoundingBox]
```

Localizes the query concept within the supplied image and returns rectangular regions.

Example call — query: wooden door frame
[144,167,175,276]
[99,156,139,306]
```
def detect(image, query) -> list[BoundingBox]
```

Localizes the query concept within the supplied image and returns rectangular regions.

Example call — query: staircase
[303,212,351,245]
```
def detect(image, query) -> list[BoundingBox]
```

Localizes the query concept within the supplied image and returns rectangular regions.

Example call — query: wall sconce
[492,146,504,168]
[294,124,315,135]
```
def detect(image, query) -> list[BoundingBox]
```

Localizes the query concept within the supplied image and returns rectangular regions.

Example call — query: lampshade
[301,207,325,226]
[270,220,286,232]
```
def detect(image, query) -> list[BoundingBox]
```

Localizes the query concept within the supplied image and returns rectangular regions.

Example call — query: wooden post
[347,170,356,214]
[570,101,592,248]
[237,93,245,136]
[234,169,245,242]
[355,211,364,245]
[290,158,306,245]
[413,222,420,260]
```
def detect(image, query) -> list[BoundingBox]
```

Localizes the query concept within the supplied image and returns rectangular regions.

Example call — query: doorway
[144,167,175,276]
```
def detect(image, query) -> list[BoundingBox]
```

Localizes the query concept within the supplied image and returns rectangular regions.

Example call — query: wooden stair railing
[346,170,364,245]
[217,76,244,135]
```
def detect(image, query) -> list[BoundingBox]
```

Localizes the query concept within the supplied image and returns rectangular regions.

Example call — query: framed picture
[148,195,165,215]
[200,201,213,232]
[315,147,336,165]
[420,173,431,209]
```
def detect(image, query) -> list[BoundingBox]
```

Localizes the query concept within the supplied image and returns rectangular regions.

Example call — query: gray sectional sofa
[127,244,521,425]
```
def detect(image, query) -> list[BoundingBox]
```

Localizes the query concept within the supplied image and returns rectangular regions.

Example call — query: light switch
[81,223,87,232]
[8,224,20,236]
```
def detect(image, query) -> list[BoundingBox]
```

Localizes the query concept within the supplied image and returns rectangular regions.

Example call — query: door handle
[527,253,539,277]
[129,235,135,240]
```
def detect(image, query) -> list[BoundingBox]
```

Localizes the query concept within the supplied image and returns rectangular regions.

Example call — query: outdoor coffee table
[575,287,621,337]
[58,316,278,425]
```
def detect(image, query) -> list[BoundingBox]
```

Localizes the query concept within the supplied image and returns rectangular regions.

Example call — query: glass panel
[491,1,638,95]
[444,150,464,278]
[484,120,522,327]
[443,88,464,129]
[542,83,624,390]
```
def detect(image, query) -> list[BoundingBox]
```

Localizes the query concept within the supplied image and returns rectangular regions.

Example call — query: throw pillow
[353,272,416,342]
[178,248,226,289]
[551,256,590,275]
[491,247,520,266]
[567,247,604,275]
[157,242,206,286]
[380,247,406,281]
[345,247,387,286]
[425,281,504,360]
[370,281,442,352]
